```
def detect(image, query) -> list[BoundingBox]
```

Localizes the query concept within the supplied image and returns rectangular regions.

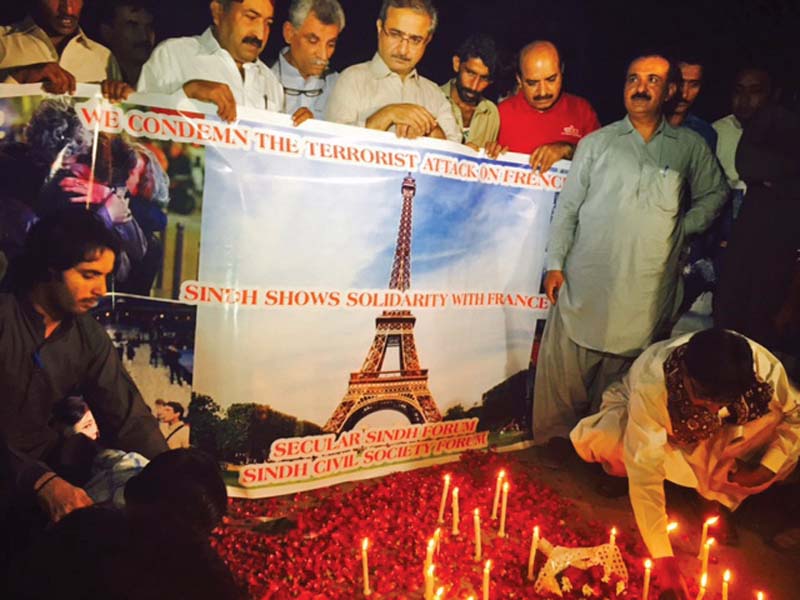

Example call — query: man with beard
[138,0,298,124]
[532,53,728,467]
[326,0,459,142]
[272,0,345,121]
[440,33,500,148]
[0,0,128,100]
[496,41,600,173]
[98,0,156,88]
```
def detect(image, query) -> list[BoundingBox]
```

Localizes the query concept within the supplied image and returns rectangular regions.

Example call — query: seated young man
[570,328,800,597]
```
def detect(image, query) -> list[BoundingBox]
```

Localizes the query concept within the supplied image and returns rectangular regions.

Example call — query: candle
[437,474,451,524]
[609,526,617,546]
[424,538,435,574]
[491,470,505,519]
[527,525,540,581]
[498,481,510,538]
[425,564,435,600]
[722,569,730,600]
[434,527,441,555]
[697,516,719,558]
[473,508,482,561]
[642,559,652,600]
[361,538,372,596]
[483,559,492,600]
[700,538,714,575]
[452,487,460,535]
[695,572,707,600]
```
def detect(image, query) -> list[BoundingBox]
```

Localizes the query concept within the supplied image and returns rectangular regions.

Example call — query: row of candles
[359,471,770,598]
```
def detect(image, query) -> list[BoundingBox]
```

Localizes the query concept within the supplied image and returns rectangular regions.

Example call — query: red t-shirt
[497,92,600,154]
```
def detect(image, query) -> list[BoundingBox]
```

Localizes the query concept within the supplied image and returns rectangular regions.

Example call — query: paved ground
[513,444,799,600]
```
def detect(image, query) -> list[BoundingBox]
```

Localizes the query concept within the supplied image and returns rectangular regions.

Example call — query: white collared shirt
[326,52,460,142]
[137,27,284,112]
[271,46,338,117]
[0,18,120,83]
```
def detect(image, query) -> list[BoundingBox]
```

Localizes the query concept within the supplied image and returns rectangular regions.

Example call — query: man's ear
[210,1,223,28]
[376,19,382,38]
[283,21,295,45]
[452,56,460,74]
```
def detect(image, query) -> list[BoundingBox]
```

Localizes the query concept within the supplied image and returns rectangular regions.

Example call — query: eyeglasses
[381,24,427,47]
[284,87,324,97]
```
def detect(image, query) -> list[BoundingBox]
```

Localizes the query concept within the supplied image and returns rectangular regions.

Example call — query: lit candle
[483,559,492,600]
[642,559,652,600]
[424,538,435,574]
[474,508,482,561]
[498,481,510,538]
[425,564,435,600]
[700,538,714,575]
[722,569,730,600]
[437,474,451,524]
[452,487,460,535]
[697,516,719,558]
[756,592,765,600]
[667,521,679,534]
[491,470,505,520]
[609,526,617,546]
[361,538,372,596]
[527,525,540,581]
[696,572,707,600]
[434,527,441,555]
[435,587,444,599]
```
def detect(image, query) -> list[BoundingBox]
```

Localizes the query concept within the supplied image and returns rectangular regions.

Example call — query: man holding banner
[325,0,460,142]
[533,53,729,462]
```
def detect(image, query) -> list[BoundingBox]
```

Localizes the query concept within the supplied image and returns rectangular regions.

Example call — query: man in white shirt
[0,0,128,100]
[571,328,800,597]
[138,0,305,124]
[272,0,345,122]
[325,0,460,142]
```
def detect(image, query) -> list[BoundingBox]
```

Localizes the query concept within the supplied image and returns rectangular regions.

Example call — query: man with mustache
[0,208,167,571]
[496,41,600,173]
[138,0,288,123]
[326,0,460,142]
[0,0,129,101]
[272,0,345,121]
[666,57,717,149]
[98,0,156,88]
[532,54,728,473]
[440,33,500,148]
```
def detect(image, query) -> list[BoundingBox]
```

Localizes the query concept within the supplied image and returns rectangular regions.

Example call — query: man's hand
[728,461,775,488]
[183,80,237,122]
[61,177,114,204]
[366,103,438,137]
[11,62,76,95]
[529,142,575,173]
[654,557,690,600]
[292,107,314,127]
[101,79,134,103]
[544,270,565,305]
[35,474,94,523]
[483,141,508,160]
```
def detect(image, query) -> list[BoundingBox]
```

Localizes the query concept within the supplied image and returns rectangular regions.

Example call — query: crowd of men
[1,0,799,598]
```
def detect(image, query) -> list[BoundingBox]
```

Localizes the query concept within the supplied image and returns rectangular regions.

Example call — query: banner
[0,85,564,498]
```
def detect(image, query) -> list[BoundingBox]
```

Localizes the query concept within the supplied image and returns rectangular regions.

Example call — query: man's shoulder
[578,119,624,145]
[712,114,739,132]
[0,19,38,38]
[561,92,595,112]
[497,92,524,115]
[150,35,204,58]
[337,60,372,81]
[74,311,113,347]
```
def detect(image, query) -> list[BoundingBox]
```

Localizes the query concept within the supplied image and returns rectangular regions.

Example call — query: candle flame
[499,469,505,478]
[706,537,715,548]
[427,564,435,576]
[484,559,492,572]
[427,538,435,551]
[666,521,679,533]
[611,527,617,535]
[700,573,707,588]
[534,525,540,535]
[453,487,459,495]
[705,516,720,526]
[644,559,652,569]
[474,508,480,516]
[502,481,509,492]
[362,538,368,551]
[723,570,731,583]
[435,587,444,599]
[444,473,450,482]
[756,592,764,600]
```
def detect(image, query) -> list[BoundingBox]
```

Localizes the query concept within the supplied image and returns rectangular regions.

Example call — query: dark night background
[3,0,799,123]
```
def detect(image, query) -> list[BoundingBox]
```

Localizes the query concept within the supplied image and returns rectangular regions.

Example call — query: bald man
[496,41,599,172]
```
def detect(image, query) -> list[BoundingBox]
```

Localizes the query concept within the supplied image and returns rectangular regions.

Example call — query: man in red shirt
[497,41,599,172]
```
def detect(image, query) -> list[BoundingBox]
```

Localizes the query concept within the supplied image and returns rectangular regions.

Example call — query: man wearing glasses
[272,0,345,121]
[325,0,459,142]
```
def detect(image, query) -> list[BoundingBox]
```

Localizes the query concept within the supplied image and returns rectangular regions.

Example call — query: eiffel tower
[323,174,443,434]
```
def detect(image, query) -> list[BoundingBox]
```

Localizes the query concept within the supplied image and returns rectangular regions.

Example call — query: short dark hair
[10,207,120,291]
[379,0,438,33]
[455,33,499,78]
[166,401,185,418]
[684,328,755,400]
[626,51,681,88]
[97,0,154,26]
[24,98,86,167]
[125,448,227,539]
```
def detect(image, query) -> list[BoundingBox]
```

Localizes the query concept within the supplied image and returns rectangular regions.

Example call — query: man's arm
[682,137,730,236]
